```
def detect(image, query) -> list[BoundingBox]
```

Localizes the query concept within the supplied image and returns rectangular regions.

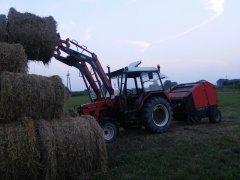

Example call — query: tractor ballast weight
[169,81,221,123]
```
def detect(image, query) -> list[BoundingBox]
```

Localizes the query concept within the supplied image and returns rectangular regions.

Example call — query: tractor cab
[109,61,168,128]
[111,61,165,98]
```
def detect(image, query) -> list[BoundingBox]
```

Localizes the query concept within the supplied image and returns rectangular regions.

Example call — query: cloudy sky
[1,0,240,90]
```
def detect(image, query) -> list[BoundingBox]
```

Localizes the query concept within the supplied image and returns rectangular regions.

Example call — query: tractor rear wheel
[100,119,118,143]
[141,97,173,133]
[209,108,222,123]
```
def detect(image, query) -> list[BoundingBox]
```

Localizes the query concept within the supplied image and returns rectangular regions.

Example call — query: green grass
[218,91,240,120]
[67,95,90,109]
[70,91,240,179]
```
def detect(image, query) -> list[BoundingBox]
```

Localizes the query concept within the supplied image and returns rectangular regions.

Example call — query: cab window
[141,72,162,91]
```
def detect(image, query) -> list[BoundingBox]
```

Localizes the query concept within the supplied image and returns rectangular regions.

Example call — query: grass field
[69,91,240,179]
[67,95,90,109]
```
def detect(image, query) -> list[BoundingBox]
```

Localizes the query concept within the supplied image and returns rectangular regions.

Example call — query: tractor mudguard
[136,91,170,112]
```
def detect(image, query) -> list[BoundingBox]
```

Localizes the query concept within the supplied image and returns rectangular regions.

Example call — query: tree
[216,79,226,87]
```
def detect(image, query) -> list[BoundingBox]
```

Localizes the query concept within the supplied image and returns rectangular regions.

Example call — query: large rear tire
[141,97,173,133]
[100,119,118,143]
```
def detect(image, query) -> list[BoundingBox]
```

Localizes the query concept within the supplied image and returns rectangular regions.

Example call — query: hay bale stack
[37,116,107,179]
[0,72,65,122]
[0,43,28,73]
[0,15,7,41]
[0,117,40,180]
[7,8,57,64]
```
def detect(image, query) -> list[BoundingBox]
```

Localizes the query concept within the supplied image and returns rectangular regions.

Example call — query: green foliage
[217,79,240,90]
[67,95,90,109]
[71,90,88,96]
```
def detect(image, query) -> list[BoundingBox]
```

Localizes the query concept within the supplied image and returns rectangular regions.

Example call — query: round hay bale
[0,42,28,73]
[36,120,57,180]
[36,116,107,179]
[0,117,40,180]
[0,14,7,41]
[0,72,65,122]
[7,8,57,64]
[63,108,79,118]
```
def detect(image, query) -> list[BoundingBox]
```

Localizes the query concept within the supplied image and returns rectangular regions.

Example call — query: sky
[1,0,240,91]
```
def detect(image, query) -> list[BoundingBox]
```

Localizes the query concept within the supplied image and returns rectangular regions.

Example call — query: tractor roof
[109,61,167,78]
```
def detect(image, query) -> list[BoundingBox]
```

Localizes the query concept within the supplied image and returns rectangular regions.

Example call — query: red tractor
[54,34,221,143]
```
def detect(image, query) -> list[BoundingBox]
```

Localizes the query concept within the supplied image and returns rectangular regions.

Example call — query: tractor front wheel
[141,97,173,133]
[100,119,118,143]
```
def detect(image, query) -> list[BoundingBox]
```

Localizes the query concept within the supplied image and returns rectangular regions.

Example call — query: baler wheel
[141,97,173,133]
[209,108,222,123]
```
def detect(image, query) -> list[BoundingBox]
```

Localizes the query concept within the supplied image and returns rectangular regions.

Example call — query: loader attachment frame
[54,33,114,101]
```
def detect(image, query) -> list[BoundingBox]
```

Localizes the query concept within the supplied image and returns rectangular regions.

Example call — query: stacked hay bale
[0,8,57,64]
[0,43,28,73]
[0,72,64,122]
[37,116,107,180]
[0,116,107,180]
[0,7,107,180]
[0,117,40,180]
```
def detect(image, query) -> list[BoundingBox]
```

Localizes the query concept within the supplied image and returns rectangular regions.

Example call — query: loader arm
[54,34,114,101]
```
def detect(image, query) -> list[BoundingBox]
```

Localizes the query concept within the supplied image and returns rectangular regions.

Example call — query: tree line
[216,79,240,89]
